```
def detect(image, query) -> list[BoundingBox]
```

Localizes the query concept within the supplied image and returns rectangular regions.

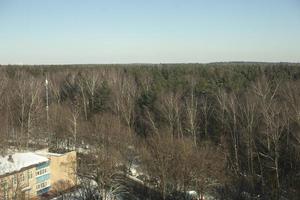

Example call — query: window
[1,180,8,200]
[36,181,48,190]
[36,168,48,176]
[12,175,17,185]
[3,190,8,200]
[28,171,33,179]
[20,173,25,182]
[1,180,7,187]
[1,180,8,191]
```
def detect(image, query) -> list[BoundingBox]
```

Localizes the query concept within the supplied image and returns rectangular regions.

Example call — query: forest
[0,63,299,200]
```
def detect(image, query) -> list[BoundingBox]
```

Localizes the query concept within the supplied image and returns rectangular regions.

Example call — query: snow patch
[0,152,49,176]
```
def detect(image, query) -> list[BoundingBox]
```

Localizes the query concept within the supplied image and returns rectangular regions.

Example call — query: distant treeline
[0,63,299,199]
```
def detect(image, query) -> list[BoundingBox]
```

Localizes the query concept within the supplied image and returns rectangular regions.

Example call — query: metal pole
[45,76,49,132]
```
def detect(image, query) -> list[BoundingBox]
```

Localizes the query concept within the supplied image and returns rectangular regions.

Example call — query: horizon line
[0,61,300,66]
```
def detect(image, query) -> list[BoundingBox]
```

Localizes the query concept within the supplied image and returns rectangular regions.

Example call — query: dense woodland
[0,63,299,200]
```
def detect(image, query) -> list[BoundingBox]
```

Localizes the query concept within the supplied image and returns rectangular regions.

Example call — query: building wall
[35,161,51,196]
[48,151,77,193]
[0,166,37,200]
[27,167,37,198]
[0,151,77,199]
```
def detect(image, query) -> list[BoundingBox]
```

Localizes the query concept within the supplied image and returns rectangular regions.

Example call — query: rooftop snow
[0,152,49,176]
[35,149,62,157]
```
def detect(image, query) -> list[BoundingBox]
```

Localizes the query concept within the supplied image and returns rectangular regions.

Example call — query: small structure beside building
[0,149,77,200]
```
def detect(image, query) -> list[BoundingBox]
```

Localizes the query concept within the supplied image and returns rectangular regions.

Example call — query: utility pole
[45,75,49,132]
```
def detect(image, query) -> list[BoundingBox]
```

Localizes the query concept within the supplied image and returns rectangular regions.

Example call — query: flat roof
[0,152,49,176]
[35,149,63,157]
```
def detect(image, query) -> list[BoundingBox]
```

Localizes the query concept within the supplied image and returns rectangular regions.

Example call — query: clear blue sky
[0,0,299,64]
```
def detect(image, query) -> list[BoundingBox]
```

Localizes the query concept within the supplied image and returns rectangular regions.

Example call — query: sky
[0,0,299,64]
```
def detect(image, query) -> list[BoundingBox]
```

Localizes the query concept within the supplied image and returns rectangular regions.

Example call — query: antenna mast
[45,75,49,130]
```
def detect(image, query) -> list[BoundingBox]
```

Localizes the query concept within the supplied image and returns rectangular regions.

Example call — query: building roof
[0,152,49,176]
[35,148,63,157]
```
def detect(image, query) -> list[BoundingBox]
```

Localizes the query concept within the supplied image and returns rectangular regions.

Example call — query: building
[0,150,77,200]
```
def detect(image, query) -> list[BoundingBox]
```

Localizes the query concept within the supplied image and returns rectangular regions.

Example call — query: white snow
[0,152,49,176]
[35,149,62,157]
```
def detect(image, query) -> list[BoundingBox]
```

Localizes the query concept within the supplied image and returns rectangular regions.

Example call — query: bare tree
[66,100,81,150]
[0,73,9,154]
[26,79,43,148]
[185,79,199,146]
[140,133,176,200]
[252,77,286,197]
[79,113,131,200]
[9,72,44,148]
[140,134,226,199]
[199,94,213,138]
[158,89,183,138]
[77,70,101,120]
[216,90,241,174]
[111,71,137,131]
[282,80,300,149]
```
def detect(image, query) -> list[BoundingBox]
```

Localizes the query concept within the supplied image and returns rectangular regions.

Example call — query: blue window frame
[36,161,50,170]
[36,173,50,183]
[37,186,51,195]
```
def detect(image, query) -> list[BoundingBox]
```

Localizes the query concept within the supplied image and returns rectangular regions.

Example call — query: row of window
[12,170,33,184]
[0,181,8,199]
[36,181,48,190]
[1,167,48,186]
[1,169,34,188]
[2,190,8,200]
[1,168,50,199]
[36,168,48,176]
[1,180,8,189]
